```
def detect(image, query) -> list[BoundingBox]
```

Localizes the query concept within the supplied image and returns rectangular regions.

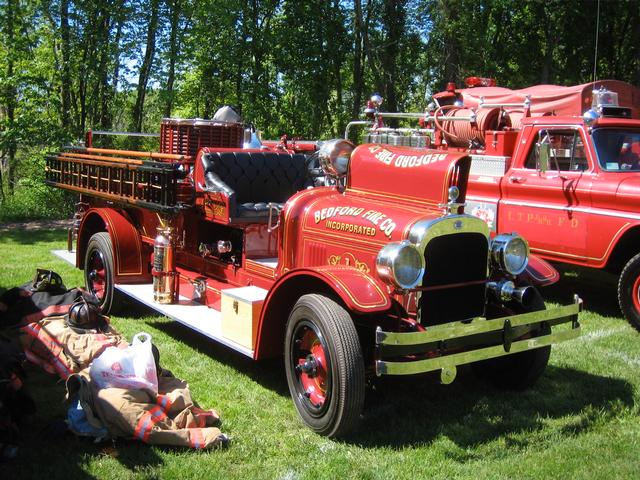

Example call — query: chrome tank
[153,226,178,304]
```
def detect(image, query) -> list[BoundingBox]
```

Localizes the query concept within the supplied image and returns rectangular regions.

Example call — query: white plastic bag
[89,332,158,394]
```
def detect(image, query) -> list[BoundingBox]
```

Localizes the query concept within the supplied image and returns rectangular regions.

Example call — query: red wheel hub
[88,251,106,299]
[632,275,640,313]
[294,326,329,409]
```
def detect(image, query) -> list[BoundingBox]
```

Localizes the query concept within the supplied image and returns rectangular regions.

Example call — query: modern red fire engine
[46,113,581,437]
[353,78,640,332]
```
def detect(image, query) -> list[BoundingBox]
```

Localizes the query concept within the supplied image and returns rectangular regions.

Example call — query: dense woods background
[0,0,639,218]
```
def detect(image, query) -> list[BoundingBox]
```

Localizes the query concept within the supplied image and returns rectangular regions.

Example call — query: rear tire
[84,232,116,314]
[472,290,551,390]
[618,253,640,332]
[284,294,365,437]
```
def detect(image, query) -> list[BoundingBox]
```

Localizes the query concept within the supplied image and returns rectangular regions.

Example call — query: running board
[52,250,255,358]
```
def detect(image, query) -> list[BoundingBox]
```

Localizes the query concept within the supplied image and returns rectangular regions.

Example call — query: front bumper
[375,295,582,382]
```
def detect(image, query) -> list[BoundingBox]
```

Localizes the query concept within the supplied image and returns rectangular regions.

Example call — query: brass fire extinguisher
[153,225,178,304]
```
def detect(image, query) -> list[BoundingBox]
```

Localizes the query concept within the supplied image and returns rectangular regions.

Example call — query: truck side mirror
[538,142,550,173]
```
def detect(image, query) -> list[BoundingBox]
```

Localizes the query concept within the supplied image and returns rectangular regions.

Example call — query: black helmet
[66,297,107,333]
[32,269,66,293]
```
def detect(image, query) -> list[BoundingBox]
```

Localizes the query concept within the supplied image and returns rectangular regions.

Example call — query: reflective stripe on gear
[190,427,205,449]
[134,406,168,442]
[156,394,173,411]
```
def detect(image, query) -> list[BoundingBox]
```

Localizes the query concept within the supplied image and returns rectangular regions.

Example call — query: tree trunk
[334,57,344,136]
[78,27,91,135]
[362,0,383,94]
[100,0,125,145]
[3,0,17,195]
[60,0,72,130]
[248,1,264,120]
[352,0,364,120]
[539,4,556,84]
[97,7,113,130]
[131,0,161,133]
[244,0,277,126]
[331,0,344,136]
[164,0,181,118]
[439,0,460,87]
[380,0,404,117]
[112,2,125,97]
[0,163,4,204]
[235,59,243,114]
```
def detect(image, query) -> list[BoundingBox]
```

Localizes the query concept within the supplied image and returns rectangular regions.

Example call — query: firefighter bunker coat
[20,315,126,378]
[68,370,225,449]
[18,314,226,449]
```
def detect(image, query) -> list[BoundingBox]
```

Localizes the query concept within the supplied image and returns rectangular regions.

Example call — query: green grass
[0,228,639,480]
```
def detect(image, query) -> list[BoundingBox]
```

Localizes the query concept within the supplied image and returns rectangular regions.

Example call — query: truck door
[500,126,593,261]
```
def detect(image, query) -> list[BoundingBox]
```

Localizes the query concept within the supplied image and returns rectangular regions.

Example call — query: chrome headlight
[318,139,354,177]
[376,241,425,289]
[490,233,529,275]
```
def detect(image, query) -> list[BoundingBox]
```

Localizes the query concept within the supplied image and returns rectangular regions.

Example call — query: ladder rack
[45,151,186,212]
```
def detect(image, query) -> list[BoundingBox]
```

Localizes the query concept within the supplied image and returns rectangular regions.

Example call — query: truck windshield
[592,128,640,172]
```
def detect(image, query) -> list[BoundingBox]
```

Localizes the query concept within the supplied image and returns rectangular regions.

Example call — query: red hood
[347,144,471,208]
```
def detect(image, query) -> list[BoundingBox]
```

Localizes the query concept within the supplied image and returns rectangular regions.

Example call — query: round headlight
[490,234,529,275]
[376,241,425,289]
[318,139,354,177]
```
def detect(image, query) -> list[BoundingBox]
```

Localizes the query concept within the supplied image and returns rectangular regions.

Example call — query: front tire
[618,253,640,332]
[84,232,116,314]
[284,294,365,438]
[472,290,551,390]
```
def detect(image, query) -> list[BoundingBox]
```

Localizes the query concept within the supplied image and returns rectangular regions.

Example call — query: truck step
[116,283,256,357]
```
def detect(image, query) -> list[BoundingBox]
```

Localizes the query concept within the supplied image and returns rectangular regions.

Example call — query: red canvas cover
[451,80,640,119]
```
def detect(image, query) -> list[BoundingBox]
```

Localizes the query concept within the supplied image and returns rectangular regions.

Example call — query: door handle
[509,176,526,183]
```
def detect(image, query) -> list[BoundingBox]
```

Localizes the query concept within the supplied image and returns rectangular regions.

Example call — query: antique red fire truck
[46,115,581,437]
[353,78,640,332]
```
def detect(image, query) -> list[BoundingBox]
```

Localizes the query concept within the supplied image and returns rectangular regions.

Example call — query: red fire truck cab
[46,117,581,437]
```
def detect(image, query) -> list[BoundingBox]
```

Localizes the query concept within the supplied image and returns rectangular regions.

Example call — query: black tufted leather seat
[201,151,313,221]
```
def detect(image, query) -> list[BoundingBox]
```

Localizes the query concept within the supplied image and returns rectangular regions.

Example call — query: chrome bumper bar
[375,295,582,380]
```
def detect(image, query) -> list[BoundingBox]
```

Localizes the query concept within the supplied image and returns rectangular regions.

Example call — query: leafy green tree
[0,0,639,218]
[0,0,40,198]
